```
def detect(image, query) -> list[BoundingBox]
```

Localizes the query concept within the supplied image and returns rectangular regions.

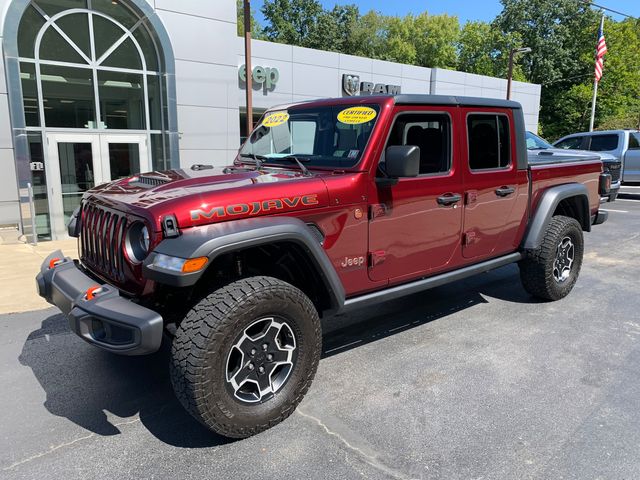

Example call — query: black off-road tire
[519,215,584,301]
[170,276,321,439]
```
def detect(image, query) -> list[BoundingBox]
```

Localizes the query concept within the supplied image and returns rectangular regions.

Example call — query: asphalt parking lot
[2,190,640,480]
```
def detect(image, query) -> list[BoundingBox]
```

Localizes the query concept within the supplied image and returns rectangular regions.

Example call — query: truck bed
[529,158,602,221]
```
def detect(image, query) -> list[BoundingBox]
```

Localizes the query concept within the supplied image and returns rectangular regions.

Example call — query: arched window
[18,0,167,135]
[7,0,177,240]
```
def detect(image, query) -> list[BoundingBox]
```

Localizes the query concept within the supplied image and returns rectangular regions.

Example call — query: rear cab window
[587,134,619,152]
[554,136,584,150]
[467,114,511,170]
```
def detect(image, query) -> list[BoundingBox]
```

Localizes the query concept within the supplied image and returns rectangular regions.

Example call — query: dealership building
[0,0,541,241]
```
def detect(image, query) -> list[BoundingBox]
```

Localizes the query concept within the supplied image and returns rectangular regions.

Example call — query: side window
[386,113,451,175]
[628,133,640,150]
[588,134,619,152]
[555,137,583,150]
[467,114,511,170]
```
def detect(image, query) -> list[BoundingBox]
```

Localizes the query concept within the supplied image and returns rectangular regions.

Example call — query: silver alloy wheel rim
[553,236,575,283]
[225,317,297,403]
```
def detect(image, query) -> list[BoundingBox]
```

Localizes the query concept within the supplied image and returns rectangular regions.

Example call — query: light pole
[243,0,253,135]
[506,47,531,100]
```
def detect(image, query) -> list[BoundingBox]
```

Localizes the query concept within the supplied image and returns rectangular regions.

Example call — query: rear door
[623,132,640,182]
[460,109,529,260]
[367,106,464,283]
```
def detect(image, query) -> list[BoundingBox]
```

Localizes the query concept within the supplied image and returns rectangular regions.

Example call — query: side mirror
[377,146,420,186]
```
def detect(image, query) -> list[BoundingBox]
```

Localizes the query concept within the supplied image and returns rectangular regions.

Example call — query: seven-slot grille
[80,203,128,282]
[604,163,621,183]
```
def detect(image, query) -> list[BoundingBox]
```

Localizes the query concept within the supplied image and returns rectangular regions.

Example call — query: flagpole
[589,14,605,132]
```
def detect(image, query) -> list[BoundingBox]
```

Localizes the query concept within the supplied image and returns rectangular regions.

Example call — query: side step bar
[342,252,524,312]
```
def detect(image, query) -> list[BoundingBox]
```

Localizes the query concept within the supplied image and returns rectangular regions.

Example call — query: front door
[46,133,149,238]
[368,108,464,283]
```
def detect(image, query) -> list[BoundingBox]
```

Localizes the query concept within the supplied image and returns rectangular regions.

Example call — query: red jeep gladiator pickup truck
[36,95,610,438]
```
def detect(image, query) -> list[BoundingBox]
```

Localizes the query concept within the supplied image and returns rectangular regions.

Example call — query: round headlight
[125,222,151,263]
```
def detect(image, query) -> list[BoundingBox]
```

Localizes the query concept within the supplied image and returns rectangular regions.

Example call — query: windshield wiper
[239,153,268,169]
[272,155,314,177]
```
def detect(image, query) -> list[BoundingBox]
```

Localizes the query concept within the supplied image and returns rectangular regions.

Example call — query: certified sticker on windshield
[337,106,377,125]
[262,111,289,127]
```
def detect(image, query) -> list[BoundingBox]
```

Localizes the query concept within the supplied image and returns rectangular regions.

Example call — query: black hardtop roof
[393,94,522,109]
[269,94,522,112]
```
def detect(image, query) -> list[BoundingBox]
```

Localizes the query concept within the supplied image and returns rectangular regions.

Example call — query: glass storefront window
[98,71,144,129]
[40,64,95,128]
[36,0,88,17]
[18,5,46,59]
[20,63,40,127]
[91,0,141,31]
[13,0,173,238]
[40,26,86,63]
[55,13,92,59]
[151,133,168,171]
[92,14,128,61]
[132,25,160,72]
[102,37,142,70]
[108,143,141,179]
[27,133,52,240]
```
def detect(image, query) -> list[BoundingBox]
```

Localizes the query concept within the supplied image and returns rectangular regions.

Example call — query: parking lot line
[615,198,640,203]
[600,208,628,213]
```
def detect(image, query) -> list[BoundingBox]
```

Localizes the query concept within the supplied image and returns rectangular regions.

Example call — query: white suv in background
[553,130,640,183]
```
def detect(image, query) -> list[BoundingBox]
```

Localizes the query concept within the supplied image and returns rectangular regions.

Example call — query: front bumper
[36,250,163,355]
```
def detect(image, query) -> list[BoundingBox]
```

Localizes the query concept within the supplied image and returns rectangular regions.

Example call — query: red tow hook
[85,286,103,301]
[48,257,62,269]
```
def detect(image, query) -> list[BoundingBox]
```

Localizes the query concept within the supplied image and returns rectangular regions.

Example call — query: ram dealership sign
[342,74,401,96]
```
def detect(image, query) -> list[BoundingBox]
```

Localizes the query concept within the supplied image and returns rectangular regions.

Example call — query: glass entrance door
[46,133,150,238]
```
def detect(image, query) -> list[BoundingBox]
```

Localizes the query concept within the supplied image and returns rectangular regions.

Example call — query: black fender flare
[143,217,346,312]
[522,183,591,250]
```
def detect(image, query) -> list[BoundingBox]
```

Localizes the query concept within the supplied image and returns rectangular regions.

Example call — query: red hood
[85,166,331,231]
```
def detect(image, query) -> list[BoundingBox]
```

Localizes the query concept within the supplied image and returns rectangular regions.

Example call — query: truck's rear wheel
[170,276,321,438]
[519,215,584,300]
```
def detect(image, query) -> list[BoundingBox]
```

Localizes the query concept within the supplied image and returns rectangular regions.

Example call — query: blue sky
[251,0,640,24]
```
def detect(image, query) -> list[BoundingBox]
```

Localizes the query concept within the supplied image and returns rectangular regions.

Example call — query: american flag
[594,21,607,82]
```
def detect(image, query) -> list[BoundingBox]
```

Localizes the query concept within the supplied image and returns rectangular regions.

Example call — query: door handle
[437,193,462,206]
[495,186,515,197]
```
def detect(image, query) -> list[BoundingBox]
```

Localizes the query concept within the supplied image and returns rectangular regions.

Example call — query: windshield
[526,131,553,150]
[239,105,380,169]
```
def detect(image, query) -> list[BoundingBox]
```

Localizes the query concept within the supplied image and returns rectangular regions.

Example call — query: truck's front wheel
[519,215,584,301]
[170,276,321,438]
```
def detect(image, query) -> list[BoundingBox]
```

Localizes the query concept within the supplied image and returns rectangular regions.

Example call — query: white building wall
[0,0,18,225]
[155,1,240,169]
[238,39,433,113]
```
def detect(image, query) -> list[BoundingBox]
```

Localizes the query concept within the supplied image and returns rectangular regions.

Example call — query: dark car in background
[553,129,640,184]
[527,131,620,202]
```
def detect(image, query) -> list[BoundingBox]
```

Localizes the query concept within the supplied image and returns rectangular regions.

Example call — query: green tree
[458,21,524,79]
[412,13,459,68]
[261,0,323,46]
[305,5,360,52]
[236,0,265,38]
[495,0,599,138]
[342,10,387,58]
[593,18,640,132]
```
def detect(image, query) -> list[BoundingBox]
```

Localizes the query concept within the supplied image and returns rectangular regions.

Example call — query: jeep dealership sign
[239,64,279,91]
[342,74,401,96]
